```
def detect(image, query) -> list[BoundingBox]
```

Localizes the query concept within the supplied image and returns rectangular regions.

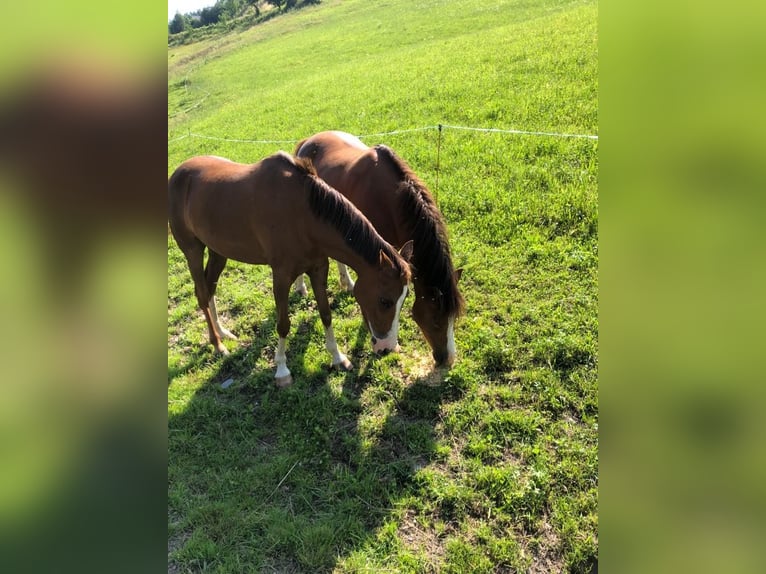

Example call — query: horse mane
[374,145,465,317]
[292,154,317,176]
[288,153,409,277]
[293,137,309,156]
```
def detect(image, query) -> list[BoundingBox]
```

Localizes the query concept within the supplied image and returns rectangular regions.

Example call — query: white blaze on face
[371,285,408,353]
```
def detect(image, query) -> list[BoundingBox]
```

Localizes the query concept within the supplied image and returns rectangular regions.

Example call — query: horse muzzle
[370,331,400,354]
[433,349,456,368]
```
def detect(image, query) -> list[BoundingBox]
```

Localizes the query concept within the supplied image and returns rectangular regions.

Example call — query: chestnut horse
[294,131,464,367]
[168,152,413,387]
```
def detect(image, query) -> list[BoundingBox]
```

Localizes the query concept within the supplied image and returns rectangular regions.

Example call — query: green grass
[168,0,597,571]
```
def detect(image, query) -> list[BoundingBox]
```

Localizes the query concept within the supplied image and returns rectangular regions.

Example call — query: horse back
[297,133,369,187]
[168,156,253,235]
[168,153,311,264]
[296,132,404,245]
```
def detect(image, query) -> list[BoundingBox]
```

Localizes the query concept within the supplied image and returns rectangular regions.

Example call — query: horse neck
[301,170,393,278]
[307,218,377,276]
[411,274,434,304]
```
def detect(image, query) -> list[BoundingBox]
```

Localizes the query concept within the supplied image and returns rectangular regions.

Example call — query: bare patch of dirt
[397,510,446,571]
[524,515,564,574]
[398,348,448,387]
[169,42,232,74]
[167,517,190,574]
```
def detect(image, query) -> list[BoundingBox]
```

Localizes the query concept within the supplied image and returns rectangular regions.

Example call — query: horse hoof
[217,345,230,355]
[275,374,293,388]
[332,358,353,372]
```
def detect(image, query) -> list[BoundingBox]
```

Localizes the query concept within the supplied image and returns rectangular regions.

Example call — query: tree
[221,0,244,21]
[199,5,223,26]
[169,12,187,34]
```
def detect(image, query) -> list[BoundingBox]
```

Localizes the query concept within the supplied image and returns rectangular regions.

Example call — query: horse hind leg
[337,261,355,292]
[293,274,309,297]
[307,261,352,371]
[209,298,236,340]
[178,239,227,354]
[205,250,237,341]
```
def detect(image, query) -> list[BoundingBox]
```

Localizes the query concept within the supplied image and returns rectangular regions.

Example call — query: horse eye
[379,297,393,309]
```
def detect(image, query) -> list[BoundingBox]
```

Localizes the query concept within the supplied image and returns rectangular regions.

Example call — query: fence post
[435,123,443,197]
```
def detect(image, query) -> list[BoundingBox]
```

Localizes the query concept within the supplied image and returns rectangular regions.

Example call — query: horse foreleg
[336,261,355,292]
[324,325,352,371]
[293,274,309,297]
[272,272,293,387]
[274,337,291,387]
[308,262,352,371]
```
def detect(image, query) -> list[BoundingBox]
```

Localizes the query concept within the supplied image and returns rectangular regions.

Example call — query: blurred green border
[601,0,766,572]
[0,2,167,573]
[3,0,765,571]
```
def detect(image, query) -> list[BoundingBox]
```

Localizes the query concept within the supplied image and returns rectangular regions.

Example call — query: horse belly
[189,212,270,265]
[206,238,269,265]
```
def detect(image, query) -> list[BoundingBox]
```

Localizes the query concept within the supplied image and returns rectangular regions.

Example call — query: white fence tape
[168,124,598,146]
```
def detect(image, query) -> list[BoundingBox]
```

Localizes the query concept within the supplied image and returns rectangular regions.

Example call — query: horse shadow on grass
[167,287,315,385]
[168,304,466,572]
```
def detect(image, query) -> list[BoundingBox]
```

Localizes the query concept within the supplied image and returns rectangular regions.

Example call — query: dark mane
[374,145,465,317]
[292,154,316,175]
[292,155,408,276]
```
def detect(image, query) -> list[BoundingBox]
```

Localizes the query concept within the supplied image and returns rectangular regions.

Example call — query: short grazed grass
[168,0,597,571]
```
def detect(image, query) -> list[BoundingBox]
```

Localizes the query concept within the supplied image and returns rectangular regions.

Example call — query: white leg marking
[209,296,237,340]
[337,262,355,291]
[446,317,456,366]
[324,325,351,369]
[274,337,292,386]
[293,275,308,297]
[371,285,408,353]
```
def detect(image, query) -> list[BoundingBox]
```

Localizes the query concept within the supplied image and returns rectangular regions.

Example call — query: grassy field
[168,0,597,571]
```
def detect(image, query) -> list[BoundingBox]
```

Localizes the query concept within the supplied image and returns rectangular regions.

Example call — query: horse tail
[168,163,194,237]
[167,165,185,215]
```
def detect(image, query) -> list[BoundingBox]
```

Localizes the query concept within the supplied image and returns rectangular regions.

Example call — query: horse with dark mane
[295,131,464,367]
[168,151,413,387]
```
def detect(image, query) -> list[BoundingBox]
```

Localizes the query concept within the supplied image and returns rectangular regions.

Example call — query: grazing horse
[168,152,413,387]
[294,131,464,367]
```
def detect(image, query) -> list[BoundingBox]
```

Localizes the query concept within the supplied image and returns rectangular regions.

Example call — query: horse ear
[379,249,394,268]
[454,268,463,282]
[399,240,414,262]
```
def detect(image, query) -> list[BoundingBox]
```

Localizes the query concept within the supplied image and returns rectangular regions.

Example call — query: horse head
[411,268,463,367]
[353,240,414,354]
